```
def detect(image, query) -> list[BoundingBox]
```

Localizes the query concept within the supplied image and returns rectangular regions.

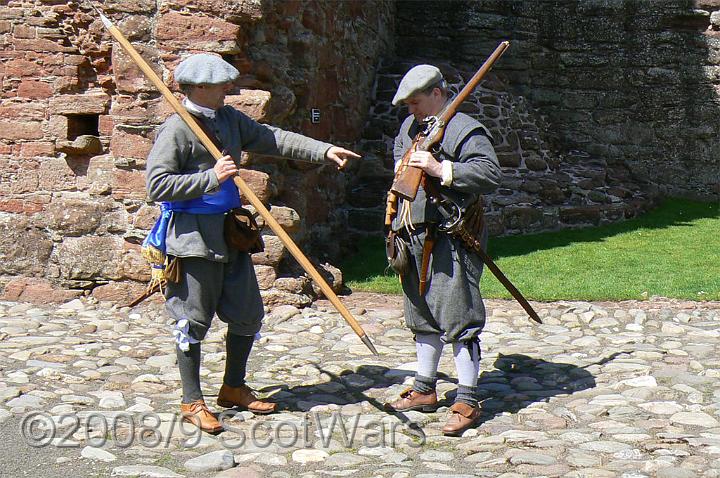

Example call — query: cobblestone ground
[2,293,720,478]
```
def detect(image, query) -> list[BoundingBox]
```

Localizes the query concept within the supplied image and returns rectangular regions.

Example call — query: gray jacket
[391,112,501,231]
[146,106,332,261]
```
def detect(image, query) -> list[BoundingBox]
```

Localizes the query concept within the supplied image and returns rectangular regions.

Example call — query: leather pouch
[224,207,265,253]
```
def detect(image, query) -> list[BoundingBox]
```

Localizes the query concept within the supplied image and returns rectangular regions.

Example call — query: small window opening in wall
[67,114,99,140]
[221,54,237,65]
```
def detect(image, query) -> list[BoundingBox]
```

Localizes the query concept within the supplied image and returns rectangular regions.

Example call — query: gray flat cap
[392,64,443,105]
[174,53,239,85]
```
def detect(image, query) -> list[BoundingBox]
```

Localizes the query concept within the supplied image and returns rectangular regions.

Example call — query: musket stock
[391,162,423,202]
[390,138,424,201]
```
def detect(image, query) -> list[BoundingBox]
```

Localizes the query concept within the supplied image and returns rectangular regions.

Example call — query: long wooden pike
[94,6,378,356]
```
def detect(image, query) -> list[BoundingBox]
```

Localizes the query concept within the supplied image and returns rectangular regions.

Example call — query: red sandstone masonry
[48,92,110,115]
[109,128,153,160]
[155,12,242,51]
[0,198,44,215]
[13,37,75,53]
[112,44,162,94]
[16,79,53,99]
[110,169,146,201]
[37,158,78,192]
[0,0,392,301]
[2,277,82,302]
[13,25,36,39]
[0,120,43,140]
[2,58,46,78]
[162,0,264,19]
[0,101,45,120]
[98,115,114,136]
[238,169,273,205]
[19,142,55,157]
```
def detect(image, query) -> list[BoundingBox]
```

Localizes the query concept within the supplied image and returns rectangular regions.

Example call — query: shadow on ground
[471,353,596,425]
[245,352,626,432]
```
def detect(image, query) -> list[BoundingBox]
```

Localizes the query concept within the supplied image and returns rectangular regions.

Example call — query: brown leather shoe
[180,400,223,434]
[217,383,277,414]
[442,402,480,436]
[384,388,438,412]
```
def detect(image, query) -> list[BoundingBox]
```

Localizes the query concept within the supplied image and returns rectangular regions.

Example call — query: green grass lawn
[341,198,720,302]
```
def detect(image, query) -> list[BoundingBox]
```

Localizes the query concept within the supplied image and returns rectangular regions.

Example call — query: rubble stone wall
[0,0,394,303]
[394,0,720,200]
[345,0,720,240]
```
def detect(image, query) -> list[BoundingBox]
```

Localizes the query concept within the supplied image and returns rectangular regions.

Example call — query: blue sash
[142,179,241,256]
[166,178,241,215]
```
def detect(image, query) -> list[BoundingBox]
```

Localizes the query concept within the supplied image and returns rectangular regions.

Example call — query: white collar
[183,97,217,119]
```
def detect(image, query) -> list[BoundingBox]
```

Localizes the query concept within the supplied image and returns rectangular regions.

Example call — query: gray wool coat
[145,107,332,340]
[392,112,502,343]
[146,107,332,262]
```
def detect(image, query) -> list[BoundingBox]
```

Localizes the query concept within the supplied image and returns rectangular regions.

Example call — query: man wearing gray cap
[384,64,502,436]
[145,53,360,433]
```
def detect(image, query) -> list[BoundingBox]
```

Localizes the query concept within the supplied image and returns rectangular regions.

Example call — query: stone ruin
[1,0,718,304]
[0,0,393,304]
[346,0,720,240]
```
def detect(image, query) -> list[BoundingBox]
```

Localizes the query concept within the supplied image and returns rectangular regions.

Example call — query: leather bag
[224,207,264,254]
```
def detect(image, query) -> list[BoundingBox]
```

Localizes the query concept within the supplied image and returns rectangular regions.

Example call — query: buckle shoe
[442,401,480,436]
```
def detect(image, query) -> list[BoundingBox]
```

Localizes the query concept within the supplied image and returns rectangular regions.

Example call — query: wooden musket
[390,41,510,202]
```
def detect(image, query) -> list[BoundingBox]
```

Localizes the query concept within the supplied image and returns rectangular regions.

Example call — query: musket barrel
[442,41,509,123]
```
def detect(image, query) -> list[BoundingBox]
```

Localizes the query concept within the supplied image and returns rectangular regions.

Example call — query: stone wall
[393,0,720,200]
[345,0,720,240]
[0,0,393,303]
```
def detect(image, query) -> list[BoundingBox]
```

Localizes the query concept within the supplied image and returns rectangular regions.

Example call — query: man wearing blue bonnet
[145,52,360,433]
